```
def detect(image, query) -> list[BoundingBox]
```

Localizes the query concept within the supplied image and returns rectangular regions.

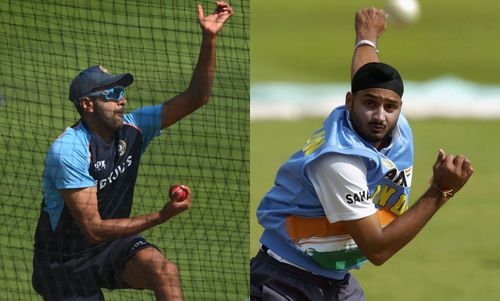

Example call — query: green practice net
[0,0,249,300]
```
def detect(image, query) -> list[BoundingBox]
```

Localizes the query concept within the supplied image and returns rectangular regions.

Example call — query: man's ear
[345,92,353,111]
[79,97,94,113]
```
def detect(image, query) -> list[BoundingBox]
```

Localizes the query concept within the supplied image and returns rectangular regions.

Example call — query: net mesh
[0,0,249,299]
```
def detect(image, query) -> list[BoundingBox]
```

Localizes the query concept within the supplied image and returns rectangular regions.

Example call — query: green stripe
[307,248,368,271]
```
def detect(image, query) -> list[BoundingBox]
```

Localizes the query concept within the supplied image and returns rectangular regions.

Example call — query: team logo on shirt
[95,155,133,191]
[345,190,371,204]
[117,140,127,157]
[384,165,413,188]
[382,157,396,170]
[94,160,106,171]
[371,165,413,216]
[381,157,412,188]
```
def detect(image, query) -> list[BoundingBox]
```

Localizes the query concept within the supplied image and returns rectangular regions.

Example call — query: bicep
[161,91,206,128]
[47,138,94,190]
[343,213,383,251]
[351,47,379,80]
[307,154,389,263]
[60,187,101,228]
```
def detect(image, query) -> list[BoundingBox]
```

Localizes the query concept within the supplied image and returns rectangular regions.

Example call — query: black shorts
[32,235,157,301]
[250,250,365,301]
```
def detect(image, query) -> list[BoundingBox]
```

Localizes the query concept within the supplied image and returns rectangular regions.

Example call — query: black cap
[351,62,404,97]
[69,65,134,102]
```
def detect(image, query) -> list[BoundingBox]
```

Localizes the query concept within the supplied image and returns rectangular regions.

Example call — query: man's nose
[372,106,385,121]
[117,97,127,106]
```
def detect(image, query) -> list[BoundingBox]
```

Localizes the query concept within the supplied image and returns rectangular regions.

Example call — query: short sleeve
[306,153,376,223]
[45,136,95,189]
[124,104,163,151]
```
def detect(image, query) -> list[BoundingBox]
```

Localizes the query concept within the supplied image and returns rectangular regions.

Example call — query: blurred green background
[251,0,500,300]
[251,0,500,83]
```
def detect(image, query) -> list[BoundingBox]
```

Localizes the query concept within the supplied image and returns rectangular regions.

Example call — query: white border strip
[251,78,500,120]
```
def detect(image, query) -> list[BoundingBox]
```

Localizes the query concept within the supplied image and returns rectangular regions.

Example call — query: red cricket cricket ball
[169,185,187,201]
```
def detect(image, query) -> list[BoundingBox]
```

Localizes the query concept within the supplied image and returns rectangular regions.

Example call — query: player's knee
[154,258,180,281]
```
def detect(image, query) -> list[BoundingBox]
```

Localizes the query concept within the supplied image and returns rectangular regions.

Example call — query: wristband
[355,39,379,53]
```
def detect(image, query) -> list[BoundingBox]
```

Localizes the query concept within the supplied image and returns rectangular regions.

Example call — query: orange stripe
[377,208,396,226]
[286,209,396,242]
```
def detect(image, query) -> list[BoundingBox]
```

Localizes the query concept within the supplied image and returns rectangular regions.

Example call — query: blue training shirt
[257,106,414,279]
[34,104,163,255]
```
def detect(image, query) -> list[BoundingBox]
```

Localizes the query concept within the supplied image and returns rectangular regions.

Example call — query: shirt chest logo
[345,190,371,204]
[117,139,127,157]
[384,166,413,188]
[94,155,134,191]
[94,160,106,171]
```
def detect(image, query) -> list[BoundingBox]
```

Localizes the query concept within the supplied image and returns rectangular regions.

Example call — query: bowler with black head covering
[351,62,404,98]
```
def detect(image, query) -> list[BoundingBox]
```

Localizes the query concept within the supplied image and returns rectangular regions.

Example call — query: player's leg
[335,273,365,301]
[32,253,104,301]
[251,249,365,301]
[120,247,183,301]
[250,250,322,300]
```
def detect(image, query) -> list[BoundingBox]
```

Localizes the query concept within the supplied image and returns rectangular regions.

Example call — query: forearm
[82,212,166,245]
[160,32,218,128]
[351,8,386,78]
[351,42,379,80]
[186,31,217,104]
[365,188,446,265]
[62,187,190,245]
[351,33,380,79]
[160,2,232,128]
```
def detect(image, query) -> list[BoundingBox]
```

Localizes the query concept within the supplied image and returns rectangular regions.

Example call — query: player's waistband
[258,245,351,288]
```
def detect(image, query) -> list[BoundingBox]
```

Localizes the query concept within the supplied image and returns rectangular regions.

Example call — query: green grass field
[0,1,249,300]
[251,118,500,300]
[251,0,500,84]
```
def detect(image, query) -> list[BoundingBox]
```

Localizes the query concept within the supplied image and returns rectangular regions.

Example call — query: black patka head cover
[351,62,404,97]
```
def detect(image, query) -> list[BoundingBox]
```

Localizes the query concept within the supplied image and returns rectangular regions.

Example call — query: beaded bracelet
[428,179,454,199]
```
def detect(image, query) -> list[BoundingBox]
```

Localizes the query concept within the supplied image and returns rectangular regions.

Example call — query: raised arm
[161,1,233,129]
[351,8,387,79]
[344,149,474,265]
[61,185,191,244]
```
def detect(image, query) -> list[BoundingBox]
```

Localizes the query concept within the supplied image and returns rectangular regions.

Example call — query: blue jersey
[34,105,163,256]
[257,106,414,279]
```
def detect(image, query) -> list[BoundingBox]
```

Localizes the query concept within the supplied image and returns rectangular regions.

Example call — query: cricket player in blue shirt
[33,2,233,300]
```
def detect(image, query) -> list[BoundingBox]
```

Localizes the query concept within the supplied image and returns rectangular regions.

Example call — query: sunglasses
[86,86,125,102]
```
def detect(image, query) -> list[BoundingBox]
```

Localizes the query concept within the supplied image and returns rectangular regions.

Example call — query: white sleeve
[306,153,376,223]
